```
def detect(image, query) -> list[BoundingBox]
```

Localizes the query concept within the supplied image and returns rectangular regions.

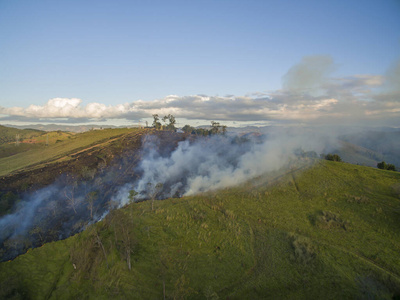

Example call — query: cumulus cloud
[0,98,147,120]
[1,56,399,127]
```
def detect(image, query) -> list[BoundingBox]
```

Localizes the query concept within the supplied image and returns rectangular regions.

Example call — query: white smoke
[0,128,337,261]
[132,131,333,199]
[0,186,58,242]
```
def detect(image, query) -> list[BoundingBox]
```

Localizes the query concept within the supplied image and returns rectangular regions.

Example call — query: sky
[0,0,399,127]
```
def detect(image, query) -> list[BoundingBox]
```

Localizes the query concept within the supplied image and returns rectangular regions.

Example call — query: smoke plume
[0,129,336,261]
[132,130,334,199]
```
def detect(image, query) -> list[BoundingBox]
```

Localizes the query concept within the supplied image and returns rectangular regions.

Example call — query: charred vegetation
[0,129,188,261]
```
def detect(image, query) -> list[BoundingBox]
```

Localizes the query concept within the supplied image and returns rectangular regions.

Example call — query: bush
[387,164,396,171]
[289,233,316,265]
[316,211,350,230]
[377,161,387,170]
[182,125,195,134]
[325,154,342,162]
[377,161,396,171]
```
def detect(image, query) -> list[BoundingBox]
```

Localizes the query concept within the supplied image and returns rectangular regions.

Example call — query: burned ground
[0,129,187,192]
[0,129,189,261]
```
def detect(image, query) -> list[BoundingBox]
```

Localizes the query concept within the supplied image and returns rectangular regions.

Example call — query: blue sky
[0,0,399,126]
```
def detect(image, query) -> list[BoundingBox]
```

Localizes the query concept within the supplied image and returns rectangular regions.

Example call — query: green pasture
[1,160,399,299]
[0,128,136,176]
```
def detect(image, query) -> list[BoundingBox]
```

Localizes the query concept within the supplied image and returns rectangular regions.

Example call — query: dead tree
[86,191,97,219]
[64,181,78,214]
[147,182,163,211]
[95,229,109,269]
[117,222,134,271]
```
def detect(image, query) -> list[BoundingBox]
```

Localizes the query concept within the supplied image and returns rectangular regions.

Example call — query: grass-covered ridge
[1,160,399,299]
[0,127,139,176]
[0,125,44,145]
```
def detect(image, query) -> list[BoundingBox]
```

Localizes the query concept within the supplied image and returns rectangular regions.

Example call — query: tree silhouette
[152,114,162,130]
[377,161,396,171]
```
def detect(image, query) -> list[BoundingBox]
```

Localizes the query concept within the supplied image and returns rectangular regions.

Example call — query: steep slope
[1,160,399,299]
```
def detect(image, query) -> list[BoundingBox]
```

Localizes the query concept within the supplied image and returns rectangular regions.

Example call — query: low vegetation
[1,160,399,299]
[323,153,342,162]
[377,161,397,171]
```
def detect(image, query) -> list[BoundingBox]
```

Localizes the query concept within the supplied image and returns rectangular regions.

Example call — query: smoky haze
[2,121,399,262]
[282,55,335,93]
[0,128,338,261]
[131,130,334,199]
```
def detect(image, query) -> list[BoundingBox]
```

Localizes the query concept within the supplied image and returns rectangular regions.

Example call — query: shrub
[289,233,316,265]
[316,211,350,230]
[325,154,342,162]
[346,195,369,204]
[387,164,396,171]
[377,161,397,171]
[377,161,387,170]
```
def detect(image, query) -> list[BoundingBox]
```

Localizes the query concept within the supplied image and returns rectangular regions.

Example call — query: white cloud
[0,98,145,120]
[1,56,399,127]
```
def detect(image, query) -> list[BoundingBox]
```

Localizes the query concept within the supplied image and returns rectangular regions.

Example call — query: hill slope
[0,129,188,261]
[0,127,141,177]
[0,125,44,145]
[339,130,400,167]
[1,160,399,299]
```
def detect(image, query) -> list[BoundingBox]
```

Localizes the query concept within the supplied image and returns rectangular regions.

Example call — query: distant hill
[0,160,399,299]
[340,130,400,167]
[0,127,146,177]
[2,123,124,133]
[0,125,44,145]
[335,141,384,167]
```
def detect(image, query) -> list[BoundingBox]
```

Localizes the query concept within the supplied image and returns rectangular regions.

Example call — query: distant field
[0,128,137,176]
[1,160,399,299]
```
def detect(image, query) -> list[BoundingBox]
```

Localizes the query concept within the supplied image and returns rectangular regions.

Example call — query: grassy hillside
[1,160,399,299]
[0,125,44,145]
[0,127,137,176]
[0,130,74,160]
[340,130,400,167]
[336,141,384,167]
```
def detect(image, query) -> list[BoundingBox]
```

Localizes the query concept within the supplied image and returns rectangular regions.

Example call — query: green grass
[337,141,383,167]
[1,160,399,299]
[0,128,136,176]
[0,125,44,145]
[0,131,74,159]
